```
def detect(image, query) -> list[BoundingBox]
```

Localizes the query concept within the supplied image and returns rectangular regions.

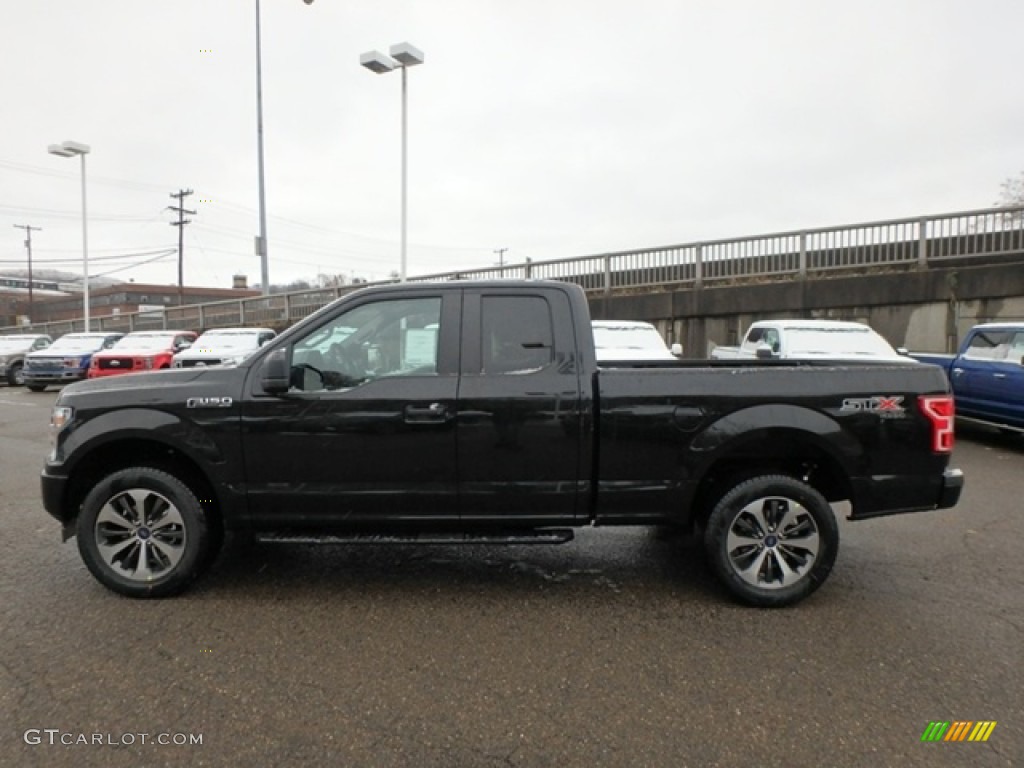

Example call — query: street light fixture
[47,140,91,331]
[255,0,314,295]
[360,42,425,282]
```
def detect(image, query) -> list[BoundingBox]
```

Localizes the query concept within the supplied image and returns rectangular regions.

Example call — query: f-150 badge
[186,397,233,408]
[840,395,905,417]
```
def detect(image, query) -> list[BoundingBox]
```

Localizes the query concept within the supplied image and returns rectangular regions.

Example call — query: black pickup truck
[42,281,963,606]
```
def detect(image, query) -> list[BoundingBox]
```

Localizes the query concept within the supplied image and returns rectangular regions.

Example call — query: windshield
[42,335,111,353]
[0,336,40,351]
[191,330,261,350]
[111,333,177,351]
[593,323,675,359]
[783,327,900,357]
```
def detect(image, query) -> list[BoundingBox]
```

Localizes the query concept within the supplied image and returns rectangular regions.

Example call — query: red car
[87,330,197,379]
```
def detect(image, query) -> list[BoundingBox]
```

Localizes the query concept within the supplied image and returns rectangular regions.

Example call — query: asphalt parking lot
[0,385,1020,768]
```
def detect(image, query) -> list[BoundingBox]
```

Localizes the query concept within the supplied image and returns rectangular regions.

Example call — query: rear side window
[481,296,554,375]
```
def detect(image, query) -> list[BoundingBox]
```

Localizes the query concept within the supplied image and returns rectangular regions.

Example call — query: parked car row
[5,314,1021,438]
[0,327,276,391]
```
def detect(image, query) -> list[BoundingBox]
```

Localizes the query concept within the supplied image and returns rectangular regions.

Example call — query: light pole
[360,42,425,282]
[255,0,314,295]
[47,141,91,331]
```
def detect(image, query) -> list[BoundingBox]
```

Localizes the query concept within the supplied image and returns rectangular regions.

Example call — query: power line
[90,250,177,279]
[0,248,178,265]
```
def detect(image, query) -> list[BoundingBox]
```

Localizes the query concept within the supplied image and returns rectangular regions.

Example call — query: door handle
[993,373,1007,379]
[404,402,448,423]
[952,367,964,376]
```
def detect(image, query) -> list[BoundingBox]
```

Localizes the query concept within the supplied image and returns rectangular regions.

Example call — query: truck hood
[176,348,257,361]
[93,348,171,357]
[58,366,246,402]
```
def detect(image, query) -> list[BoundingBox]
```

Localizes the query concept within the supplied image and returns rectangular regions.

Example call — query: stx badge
[840,395,906,418]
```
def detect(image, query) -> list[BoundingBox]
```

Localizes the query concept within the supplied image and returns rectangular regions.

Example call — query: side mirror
[897,347,909,356]
[755,343,777,360]
[176,341,192,351]
[260,348,290,394]
[670,343,683,357]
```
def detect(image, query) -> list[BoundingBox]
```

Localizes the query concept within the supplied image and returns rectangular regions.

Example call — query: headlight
[50,406,73,431]
[49,405,74,457]
[143,358,154,369]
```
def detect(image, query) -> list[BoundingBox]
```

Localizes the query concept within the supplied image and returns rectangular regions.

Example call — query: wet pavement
[0,386,1020,767]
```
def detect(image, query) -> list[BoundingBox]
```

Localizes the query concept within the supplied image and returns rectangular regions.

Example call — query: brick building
[21,283,260,324]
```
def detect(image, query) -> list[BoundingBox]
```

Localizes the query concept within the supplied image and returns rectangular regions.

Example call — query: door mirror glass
[260,348,290,394]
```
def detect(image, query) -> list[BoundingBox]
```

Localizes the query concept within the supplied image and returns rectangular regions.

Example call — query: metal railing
[7,204,1023,335]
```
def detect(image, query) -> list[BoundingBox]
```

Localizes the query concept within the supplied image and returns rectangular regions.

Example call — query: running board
[255,530,575,546]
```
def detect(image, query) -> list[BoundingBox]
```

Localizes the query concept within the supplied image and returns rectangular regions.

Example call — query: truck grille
[98,357,136,370]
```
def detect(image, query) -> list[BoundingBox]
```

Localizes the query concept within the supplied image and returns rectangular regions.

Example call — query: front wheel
[703,474,838,608]
[76,467,213,598]
[6,362,24,386]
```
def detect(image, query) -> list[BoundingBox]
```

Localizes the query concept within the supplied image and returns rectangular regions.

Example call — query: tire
[26,384,47,393]
[703,474,838,608]
[7,362,24,387]
[76,467,212,598]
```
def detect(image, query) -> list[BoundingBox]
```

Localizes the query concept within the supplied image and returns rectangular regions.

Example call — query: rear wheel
[703,474,838,607]
[76,467,214,598]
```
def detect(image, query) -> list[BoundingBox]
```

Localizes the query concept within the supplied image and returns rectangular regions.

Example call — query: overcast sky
[2,0,1022,290]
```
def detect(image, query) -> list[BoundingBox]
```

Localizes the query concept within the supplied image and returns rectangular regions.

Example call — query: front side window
[964,330,1012,361]
[480,296,554,374]
[290,297,441,391]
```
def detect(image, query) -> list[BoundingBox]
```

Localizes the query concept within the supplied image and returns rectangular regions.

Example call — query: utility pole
[13,224,41,323]
[168,189,195,304]
[493,247,509,269]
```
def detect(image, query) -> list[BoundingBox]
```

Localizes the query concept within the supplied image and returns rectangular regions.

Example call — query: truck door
[456,288,585,522]
[241,290,461,526]
[955,328,1024,428]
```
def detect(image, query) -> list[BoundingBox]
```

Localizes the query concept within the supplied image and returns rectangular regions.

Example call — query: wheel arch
[686,425,855,532]
[62,438,224,539]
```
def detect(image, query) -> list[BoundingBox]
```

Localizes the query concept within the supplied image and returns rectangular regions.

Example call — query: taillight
[919,395,954,453]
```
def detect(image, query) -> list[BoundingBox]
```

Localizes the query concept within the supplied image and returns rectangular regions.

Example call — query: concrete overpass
[7,204,1023,355]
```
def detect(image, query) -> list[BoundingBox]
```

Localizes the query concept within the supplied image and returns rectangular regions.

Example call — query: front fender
[56,408,226,474]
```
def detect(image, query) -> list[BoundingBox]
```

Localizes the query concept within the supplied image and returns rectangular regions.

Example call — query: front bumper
[24,370,86,383]
[41,467,71,525]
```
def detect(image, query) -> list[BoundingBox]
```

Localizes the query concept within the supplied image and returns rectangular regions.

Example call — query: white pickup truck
[592,320,681,362]
[710,319,911,362]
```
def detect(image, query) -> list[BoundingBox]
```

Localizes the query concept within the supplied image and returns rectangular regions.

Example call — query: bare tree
[995,171,1024,224]
[997,171,1024,205]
